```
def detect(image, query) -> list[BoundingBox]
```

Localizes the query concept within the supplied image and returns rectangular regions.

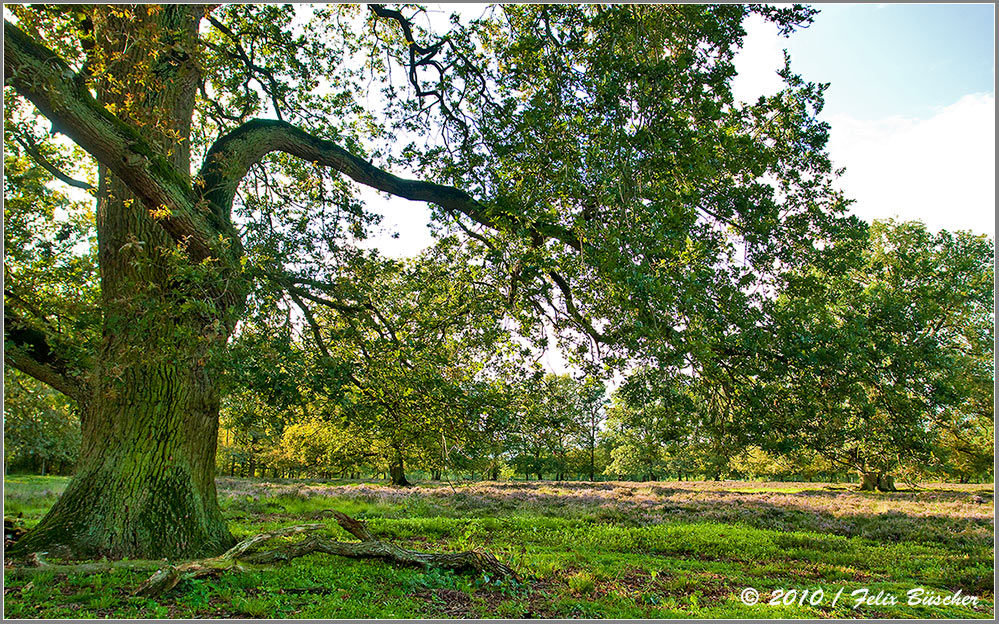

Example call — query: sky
[366,2,996,258]
[731,2,995,237]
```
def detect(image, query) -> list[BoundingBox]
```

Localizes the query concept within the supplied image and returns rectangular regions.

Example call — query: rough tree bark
[7,6,239,560]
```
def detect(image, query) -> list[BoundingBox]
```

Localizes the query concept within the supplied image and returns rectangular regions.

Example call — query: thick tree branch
[197,119,582,250]
[4,20,236,262]
[3,318,89,404]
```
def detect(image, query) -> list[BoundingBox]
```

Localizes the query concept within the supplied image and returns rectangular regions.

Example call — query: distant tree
[3,370,81,475]
[218,309,331,479]
[576,377,609,482]
[507,373,592,481]
[603,369,694,481]
[275,416,386,479]
[927,416,994,483]
[303,243,514,486]
[760,220,994,490]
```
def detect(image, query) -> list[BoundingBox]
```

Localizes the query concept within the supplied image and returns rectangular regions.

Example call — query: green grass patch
[4,477,993,619]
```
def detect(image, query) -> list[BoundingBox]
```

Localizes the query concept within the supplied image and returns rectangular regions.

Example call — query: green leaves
[758,219,994,477]
[3,370,81,474]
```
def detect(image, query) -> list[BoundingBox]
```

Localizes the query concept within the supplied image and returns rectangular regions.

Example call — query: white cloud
[827,93,995,235]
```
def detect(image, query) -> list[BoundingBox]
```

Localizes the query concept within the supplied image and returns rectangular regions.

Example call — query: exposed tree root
[6,511,517,598]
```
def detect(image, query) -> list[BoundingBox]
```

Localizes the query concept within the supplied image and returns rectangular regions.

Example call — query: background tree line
[9,219,991,487]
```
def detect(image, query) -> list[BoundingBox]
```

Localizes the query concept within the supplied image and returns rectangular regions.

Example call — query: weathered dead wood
[241,535,517,580]
[7,511,517,597]
[132,524,324,597]
[4,525,321,589]
[131,511,518,597]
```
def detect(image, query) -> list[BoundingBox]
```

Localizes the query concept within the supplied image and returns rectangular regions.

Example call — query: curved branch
[547,269,607,344]
[286,289,332,359]
[12,133,94,192]
[366,4,502,145]
[197,118,582,250]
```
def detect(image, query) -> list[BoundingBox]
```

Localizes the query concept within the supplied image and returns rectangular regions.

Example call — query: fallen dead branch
[135,510,516,596]
[6,511,518,597]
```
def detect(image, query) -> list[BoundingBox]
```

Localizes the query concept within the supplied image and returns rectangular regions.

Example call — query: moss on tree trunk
[11,357,235,559]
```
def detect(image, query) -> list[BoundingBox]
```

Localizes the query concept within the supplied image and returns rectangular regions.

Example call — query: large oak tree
[4,4,847,559]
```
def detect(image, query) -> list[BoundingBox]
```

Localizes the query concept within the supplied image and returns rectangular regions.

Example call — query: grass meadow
[3,475,994,618]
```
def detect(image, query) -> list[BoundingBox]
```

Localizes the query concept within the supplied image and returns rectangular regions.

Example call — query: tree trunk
[859,471,896,492]
[390,448,411,487]
[859,472,879,491]
[9,6,240,561]
[12,356,235,559]
[876,474,896,492]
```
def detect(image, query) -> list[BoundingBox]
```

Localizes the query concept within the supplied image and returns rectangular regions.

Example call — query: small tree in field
[577,377,609,482]
[5,4,847,559]
[308,244,514,486]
